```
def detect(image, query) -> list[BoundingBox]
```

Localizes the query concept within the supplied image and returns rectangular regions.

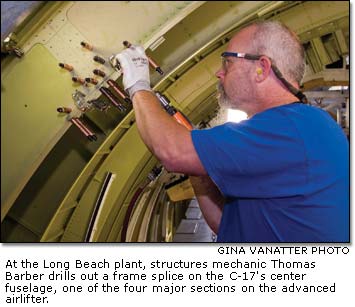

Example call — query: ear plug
[256,68,263,75]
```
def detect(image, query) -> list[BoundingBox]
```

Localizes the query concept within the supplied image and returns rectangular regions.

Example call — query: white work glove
[114,45,152,99]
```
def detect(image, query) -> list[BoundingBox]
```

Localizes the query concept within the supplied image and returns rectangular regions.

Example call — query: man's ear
[255,56,272,82]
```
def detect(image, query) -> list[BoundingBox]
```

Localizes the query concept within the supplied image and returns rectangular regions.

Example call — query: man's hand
[114,45,152,99]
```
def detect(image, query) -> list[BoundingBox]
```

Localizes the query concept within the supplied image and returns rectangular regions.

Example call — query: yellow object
[166,178,195,202]
[256,68,263,75]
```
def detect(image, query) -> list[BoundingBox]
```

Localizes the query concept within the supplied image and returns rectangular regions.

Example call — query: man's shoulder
[199,103,337,138]
[257,102,326,118]
[250,103,334,129]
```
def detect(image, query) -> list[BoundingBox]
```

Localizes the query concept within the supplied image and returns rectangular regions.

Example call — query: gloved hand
[114,45,152,99]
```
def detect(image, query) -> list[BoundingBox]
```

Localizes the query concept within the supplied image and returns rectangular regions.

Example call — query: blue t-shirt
[191,103,349,242]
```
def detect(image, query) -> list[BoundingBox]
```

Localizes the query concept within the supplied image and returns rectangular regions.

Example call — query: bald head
[227,24,259,54]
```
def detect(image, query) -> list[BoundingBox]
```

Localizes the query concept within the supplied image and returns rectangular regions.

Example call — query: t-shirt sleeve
[191,112,308,198]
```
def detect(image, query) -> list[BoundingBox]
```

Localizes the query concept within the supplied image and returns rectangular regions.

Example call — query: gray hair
[249,21,305,85]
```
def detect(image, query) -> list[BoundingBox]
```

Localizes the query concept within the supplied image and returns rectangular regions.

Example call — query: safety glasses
[220,52,307,104]
[221,52,261,71]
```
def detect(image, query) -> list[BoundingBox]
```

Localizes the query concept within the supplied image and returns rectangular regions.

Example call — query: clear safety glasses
[220,51,307,104]
[221,52,261,72]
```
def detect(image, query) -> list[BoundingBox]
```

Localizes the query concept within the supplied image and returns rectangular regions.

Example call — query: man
[114,21,349,242]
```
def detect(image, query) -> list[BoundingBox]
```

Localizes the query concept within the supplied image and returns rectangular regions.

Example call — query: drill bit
[93,69,106,78]
[81,41,94,51]
[57,107,72,114]
[123,40,164,75]
[59,63,74,72]
[85,77,99,85]
[72,76,87,86]
[93,55,106,64]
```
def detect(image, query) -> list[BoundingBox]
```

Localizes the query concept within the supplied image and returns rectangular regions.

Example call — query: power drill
[155,92,193,131]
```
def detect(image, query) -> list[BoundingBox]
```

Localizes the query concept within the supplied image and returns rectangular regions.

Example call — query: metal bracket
[109,54,121,72]
[72,90,92,112]
[88,98,110,111]
[2,33,24,58]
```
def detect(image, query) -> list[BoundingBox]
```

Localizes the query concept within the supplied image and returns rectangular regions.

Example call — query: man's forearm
[132,90,207,175]
[190,175,224,234]
[132,90,185,159]
[132,91,222,232]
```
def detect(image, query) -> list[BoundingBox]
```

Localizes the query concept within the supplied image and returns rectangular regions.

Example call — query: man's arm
[133,91,224,233]
[132,90,206,176]
[115,45,224,232]
[190,175,224,234]
[134,91,224,233]
[115,45,206,175]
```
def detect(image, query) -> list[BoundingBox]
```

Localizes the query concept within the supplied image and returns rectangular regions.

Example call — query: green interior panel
[166,45,223,111]
[60,123,152,242]
[1,123,106,242]
[1,43,76,219]
[40,112,136,242]
[1,217,39,242]
[1,1,349,243]
[3,129,89,237]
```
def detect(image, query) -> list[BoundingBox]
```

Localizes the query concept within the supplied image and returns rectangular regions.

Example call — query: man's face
[215,27,256,113]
